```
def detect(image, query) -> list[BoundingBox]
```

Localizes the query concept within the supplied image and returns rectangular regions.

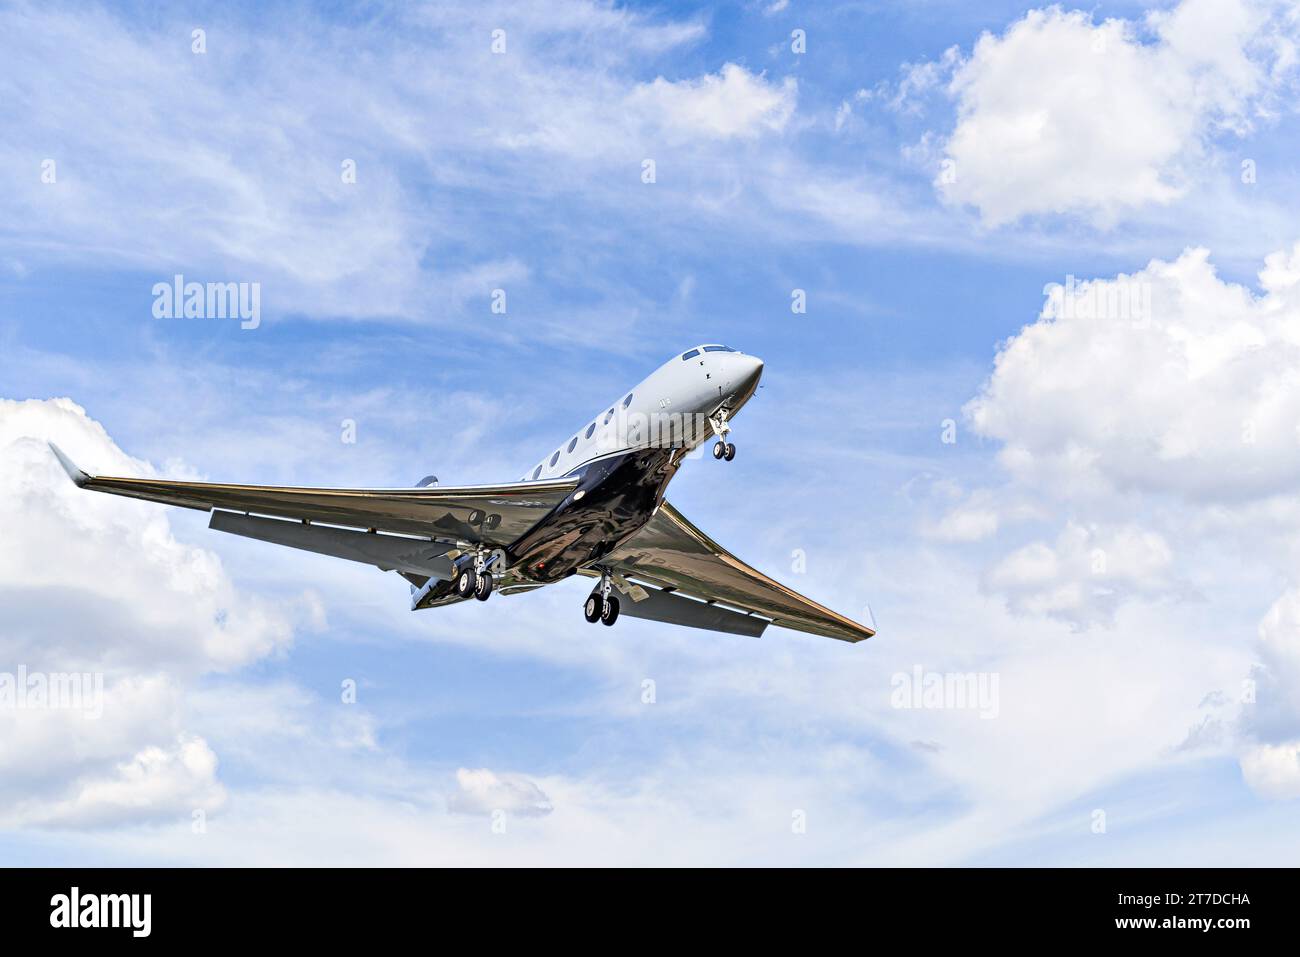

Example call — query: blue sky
[3,0,1300,864]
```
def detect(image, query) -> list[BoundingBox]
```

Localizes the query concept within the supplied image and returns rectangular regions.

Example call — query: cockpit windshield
[683,344,737,360]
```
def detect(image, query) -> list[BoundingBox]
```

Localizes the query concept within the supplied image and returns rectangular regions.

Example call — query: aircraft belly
[508,447,681,584]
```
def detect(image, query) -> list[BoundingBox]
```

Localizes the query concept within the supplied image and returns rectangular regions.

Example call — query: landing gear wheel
[474,572,494,601]
[454,566,478,598]
[584,593,602,623]
[713,440,726,460]
[723,442,736,461]
[600,594,621,626]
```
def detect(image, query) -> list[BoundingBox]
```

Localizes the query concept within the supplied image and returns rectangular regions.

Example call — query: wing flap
[608,581,768,637]
[210,511,455,579]
[49,442,576,548]
[603,501,874,643]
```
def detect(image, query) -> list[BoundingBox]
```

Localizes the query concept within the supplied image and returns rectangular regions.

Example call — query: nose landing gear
[584,569,621,626]
[708,410,736,461]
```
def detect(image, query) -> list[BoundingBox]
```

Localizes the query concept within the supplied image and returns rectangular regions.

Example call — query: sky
[3,0,1300,865]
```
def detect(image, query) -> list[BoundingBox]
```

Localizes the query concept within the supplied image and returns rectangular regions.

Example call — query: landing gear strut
[455,551,497,601]
[709,409,736,462]
[584,568,620,626]
[474,550,495,601]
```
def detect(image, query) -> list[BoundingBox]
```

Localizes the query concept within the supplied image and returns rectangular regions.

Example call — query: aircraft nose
[734,354,763,394]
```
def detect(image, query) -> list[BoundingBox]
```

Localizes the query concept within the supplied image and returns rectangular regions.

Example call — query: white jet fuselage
[499,345,763,584]
[523,344,763,482]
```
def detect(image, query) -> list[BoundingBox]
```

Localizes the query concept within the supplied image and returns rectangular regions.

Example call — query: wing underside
[48,443,577,572]
[596,501,874,643]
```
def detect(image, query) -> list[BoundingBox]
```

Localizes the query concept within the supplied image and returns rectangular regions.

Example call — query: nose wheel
[708,410,736,461]
[585,570,621,626]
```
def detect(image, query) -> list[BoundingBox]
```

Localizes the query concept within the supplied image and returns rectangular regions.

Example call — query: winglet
[48,442,91,488]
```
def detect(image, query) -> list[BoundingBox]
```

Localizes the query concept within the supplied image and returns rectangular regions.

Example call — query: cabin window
[604,408,614,424]
[532,465,541,480]
[585,422,596,439]
[622,393,633,408]
[682,349,700,360]
[567,436,578,453]
[550,450,560,467]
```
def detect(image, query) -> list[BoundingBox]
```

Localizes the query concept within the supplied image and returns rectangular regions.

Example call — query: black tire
[474,572,494,601]
[455,567,477,598]
[600,594,620,626]
[723,442,736,461]
[713,441,725,459]
[584,593,602,623]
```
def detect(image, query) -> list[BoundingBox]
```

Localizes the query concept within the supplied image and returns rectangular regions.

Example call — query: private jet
[49,346,874,642]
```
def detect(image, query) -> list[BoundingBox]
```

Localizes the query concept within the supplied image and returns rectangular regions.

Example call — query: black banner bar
[0,867,1286,943]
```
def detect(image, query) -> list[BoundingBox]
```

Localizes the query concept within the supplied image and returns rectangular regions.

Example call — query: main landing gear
[709,409,737,461]
[453,551,496,601]
[584,569,621,626]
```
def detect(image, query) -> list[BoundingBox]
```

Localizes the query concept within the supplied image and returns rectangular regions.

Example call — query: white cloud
[984,522,1175,626]
[1245,586,1300,748]
[889,46,962,116]
[936,0,1297,225]
[961,240,1300,788]
[967,244,1300,505]
[928,504,999,543]
[16,735,226,829]
[627,63,797,140]
[0,3,795,323]
[0,396,308,828]
[447,768,553,817]
[1239,741,1300,798]
[0,397,299,671]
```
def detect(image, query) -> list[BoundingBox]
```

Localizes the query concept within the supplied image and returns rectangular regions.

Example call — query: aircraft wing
[598,501,875,643]
[47,443,577,578]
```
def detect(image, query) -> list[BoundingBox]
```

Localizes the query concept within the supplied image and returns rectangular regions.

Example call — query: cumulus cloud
[0,397,299,671]
[961,240,1300,785]
[12,734,226,829]
[936,0,1297,225]
[1239,741,1300,798]
[984,522,1175,626]
[1244,588,1300,749]
[447,768,553,817]
[967,244,1300,504]
[0,396,306,827]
